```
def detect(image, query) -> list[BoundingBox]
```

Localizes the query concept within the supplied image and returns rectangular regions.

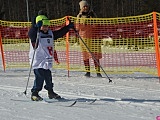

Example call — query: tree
[1,0,160,21]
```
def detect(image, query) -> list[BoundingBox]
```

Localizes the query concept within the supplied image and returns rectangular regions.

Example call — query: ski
[67,99,96,106]
[43,98,77,107]
[11,98,77,107]
[44,98,97,106]
[10,98,96,107]
[10,98,31,102]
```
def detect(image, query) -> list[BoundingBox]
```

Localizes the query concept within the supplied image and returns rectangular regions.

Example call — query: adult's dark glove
[35,20,43,28]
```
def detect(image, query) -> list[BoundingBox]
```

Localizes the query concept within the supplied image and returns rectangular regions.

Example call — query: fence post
[153,12,160,80]
[66,16,70,77]
[0,32,6,71]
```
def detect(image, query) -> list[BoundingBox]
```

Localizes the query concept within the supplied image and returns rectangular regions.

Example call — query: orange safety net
[0,13,160,77]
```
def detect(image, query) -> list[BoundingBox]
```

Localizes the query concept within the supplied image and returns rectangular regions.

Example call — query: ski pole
[23,30,40,95]
[72,27,112,83]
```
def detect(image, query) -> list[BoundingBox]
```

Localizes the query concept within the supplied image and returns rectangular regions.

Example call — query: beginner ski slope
[0,69,160,120]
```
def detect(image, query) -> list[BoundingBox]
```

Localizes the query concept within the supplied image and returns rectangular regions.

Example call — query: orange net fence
[0,12,160,76]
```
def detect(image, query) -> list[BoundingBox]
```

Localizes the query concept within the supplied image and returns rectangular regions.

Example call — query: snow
[0,68,160,120]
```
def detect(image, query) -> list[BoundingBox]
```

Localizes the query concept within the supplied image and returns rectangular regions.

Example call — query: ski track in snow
[0,70,160,120]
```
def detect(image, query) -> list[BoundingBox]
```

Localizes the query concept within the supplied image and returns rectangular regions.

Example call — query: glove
[35,20,43,28]
[31,16,36,27]
[68,22,74,29]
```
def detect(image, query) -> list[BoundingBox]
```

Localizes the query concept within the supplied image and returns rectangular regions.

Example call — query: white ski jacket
[29,30,54,70]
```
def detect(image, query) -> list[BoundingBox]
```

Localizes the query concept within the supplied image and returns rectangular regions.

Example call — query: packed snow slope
[0,68,160,120]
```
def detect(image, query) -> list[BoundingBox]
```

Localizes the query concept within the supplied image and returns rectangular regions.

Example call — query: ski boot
[48,90,61,99]
[84,72,90,77]
[31,91,43,101]
[97,73,102,78]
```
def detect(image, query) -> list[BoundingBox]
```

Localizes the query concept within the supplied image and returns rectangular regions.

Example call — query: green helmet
[36,15,50,26]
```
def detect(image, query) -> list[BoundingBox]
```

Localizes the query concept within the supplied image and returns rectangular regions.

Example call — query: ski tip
[89,99,97,104]
[67,100,77,107]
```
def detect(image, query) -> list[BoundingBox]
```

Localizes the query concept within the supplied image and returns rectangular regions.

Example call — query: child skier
[28,13,73,101]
